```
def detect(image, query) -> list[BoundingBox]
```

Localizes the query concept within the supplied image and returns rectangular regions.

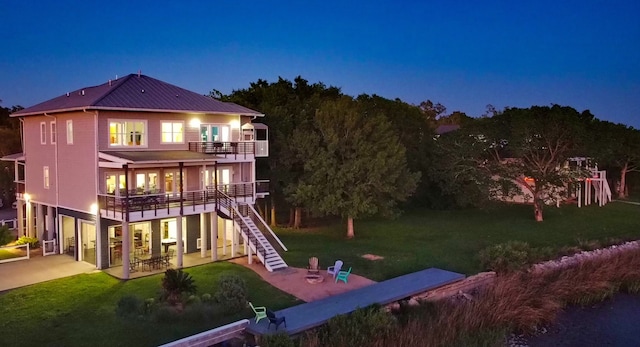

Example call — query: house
[2,73,287,278]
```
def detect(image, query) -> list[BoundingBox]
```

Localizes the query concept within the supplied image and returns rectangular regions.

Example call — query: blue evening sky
[1,0,639,127]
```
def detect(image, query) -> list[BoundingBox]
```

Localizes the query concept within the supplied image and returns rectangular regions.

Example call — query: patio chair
[267,309,286,330]
[335,267,352,284]
[249,302,267,323]
[308,256,320,274]
[327,260,343,279]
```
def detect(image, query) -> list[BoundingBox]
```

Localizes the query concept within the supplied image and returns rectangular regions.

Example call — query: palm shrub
[161,269,197,306]
[214,274,248,313]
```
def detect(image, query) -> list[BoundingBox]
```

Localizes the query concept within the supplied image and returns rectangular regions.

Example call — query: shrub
[115,295,143,319]
[262,332,296,347]
[0,225,14,246]
[478,241,534,273]
[314,305,395,346]
[214,274,248,313]
[15,236,39,248]
[186,294,201,305]
[201,293,212,303]
[161,269,197,305]
[153,304,180,323]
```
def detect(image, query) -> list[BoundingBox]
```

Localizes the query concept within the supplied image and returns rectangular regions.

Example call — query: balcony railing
[256,180,269,195]
[188,141,268,158]
[98,183,257,219]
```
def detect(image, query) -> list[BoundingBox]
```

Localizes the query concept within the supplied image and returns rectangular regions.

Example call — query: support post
[122,221,130,279]
[177,215,183,268]
[210,211,218,261]
[200,213,207,258]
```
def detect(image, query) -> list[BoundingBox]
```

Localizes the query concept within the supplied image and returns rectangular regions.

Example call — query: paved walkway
[0,254,97,292]
[245,267,465,336]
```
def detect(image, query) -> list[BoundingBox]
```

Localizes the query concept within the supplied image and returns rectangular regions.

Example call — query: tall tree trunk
[347,216,355,238]
[289,208,295,227]
[619,163,628,198]
[256,200,266,221]
[269,196,277,227]
[264,199,269,225]
[293,207,303,229]
[533,197,544,222]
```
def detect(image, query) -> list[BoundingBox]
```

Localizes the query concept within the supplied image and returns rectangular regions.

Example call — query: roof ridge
[90,74,135,107]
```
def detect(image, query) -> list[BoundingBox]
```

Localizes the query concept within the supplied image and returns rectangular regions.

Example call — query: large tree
[588,120,640,198]
[481,105,591,221]
[289,96,420,238]
[0,102,23,206]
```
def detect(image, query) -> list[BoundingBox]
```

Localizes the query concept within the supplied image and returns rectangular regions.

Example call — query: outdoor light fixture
[23,193,31,202]
[229,120,240,129]
[189,118,201,128]
[90,203,98,214]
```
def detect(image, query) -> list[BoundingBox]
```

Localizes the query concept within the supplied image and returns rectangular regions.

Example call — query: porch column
[25,200,33,238]
[210,211,218,261]
[36,203,44,239]
[17,200,25,237]
[200,213,207,258]
[222,220,227,256]
[46,205,54,241]
[176,215,183,268]
[122,221,130,279]
[231,211,236,256]
[248,241,252,265]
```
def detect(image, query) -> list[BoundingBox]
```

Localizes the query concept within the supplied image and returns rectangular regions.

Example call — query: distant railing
[0,243,30,263]
[0,218,17,230]
[188,141,259,159]
[256,180,270,195]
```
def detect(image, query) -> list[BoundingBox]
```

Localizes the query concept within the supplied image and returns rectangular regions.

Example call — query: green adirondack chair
[249,302,267,323]
[335,267,352,284]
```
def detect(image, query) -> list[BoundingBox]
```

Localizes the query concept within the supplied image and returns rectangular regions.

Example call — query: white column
[17,200,25,237]
[122,221,130,279]
[200,213,207,258]
[248,242,252,264]
[231,219,237,256]
[95,217,102,269]
[222,220,227,256]
[25,201,33,238]
[210,211,218,261]
[36,204,44,239]
[177,215,183,268]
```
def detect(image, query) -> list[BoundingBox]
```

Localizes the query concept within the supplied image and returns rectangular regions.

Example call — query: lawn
[278,202,640,281]
[0,262,300,347]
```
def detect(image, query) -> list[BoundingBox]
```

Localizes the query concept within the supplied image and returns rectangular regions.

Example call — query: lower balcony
[98,183,258,222]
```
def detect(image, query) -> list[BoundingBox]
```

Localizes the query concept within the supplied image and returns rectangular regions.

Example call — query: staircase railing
[245,204,287,252]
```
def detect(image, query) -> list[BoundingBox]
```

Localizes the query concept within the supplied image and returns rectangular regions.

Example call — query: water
[527,293,640,347]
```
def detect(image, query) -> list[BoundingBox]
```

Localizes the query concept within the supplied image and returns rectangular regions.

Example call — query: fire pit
[305,274,324,284]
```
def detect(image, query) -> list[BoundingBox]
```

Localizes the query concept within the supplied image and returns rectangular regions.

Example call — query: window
[109,120,146,147]
[66,120,73,144]
[161,121,184,143]
[40,122,46,144]
[43,166,50,189]
[50,121,56,144]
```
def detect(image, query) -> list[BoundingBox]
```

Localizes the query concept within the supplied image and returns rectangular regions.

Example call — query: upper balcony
[187,141,268,158]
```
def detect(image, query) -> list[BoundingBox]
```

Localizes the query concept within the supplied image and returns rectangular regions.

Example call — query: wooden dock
[246,267,464,336]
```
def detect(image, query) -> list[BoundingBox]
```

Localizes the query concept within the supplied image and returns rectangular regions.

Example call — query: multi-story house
[3,73,287,278]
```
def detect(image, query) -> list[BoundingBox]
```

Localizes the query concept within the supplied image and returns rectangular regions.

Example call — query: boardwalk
[246,267,464,336]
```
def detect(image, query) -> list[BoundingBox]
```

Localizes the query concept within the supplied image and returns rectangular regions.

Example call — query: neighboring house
[2,73,287,278]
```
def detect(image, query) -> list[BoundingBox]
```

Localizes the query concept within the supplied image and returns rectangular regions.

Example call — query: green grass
[278,202,640,280]
[0,262,300,347]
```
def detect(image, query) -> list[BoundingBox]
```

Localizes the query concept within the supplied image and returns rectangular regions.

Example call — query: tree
[481,105,591,221]
[0,103,22,206]
[587,120,640,198]
[289,96,420,238]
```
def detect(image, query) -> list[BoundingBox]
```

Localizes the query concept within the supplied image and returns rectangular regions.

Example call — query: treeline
[217,77,640,233]
[0,102,22,207]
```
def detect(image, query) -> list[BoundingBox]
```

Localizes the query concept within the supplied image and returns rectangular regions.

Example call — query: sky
[1,0,639,127]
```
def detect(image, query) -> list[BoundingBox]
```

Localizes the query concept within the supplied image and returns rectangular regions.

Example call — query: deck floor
[246,267,464,336]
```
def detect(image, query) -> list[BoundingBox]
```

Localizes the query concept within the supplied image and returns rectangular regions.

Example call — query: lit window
[40,122,46,144]
[44,166,50,189]
[50,121,56,144]
[161,121,184,143]
[66,120,73,144]
[109,120,146,147]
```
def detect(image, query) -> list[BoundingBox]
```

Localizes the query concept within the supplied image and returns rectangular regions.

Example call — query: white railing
[42,240,57,256]
[0,243,30,263]
[248,204,287,251]
[0,218,17,230]
[158,319,249,347]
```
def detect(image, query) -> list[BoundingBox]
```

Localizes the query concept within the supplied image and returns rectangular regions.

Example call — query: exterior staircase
[216,190,288,272]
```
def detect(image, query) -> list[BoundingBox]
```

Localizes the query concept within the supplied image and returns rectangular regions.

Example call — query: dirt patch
[362,254,384,261]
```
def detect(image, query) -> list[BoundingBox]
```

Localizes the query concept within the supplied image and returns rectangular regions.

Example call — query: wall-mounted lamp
[189,118,201,128]
[23,193,31,202]
[90,203,98,214]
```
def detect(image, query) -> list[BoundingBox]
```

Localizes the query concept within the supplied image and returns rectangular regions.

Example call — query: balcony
[188,141,268,158]
[98,183,258,222]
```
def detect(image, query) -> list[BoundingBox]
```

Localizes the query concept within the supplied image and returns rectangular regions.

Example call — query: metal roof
[13,74,263,117]
[100,150,218,164]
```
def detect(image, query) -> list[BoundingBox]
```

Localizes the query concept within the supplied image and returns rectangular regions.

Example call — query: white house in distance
[3,73,287,278]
